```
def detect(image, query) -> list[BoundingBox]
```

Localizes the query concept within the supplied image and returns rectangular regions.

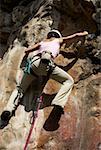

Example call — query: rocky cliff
[0,0,101,150]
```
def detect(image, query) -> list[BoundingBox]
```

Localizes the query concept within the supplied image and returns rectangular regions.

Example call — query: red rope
[24,96,43,150]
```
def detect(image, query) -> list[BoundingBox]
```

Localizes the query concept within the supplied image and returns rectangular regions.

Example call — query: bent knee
[68,75,74,85]
[70,76,74,85]
[65,77,74,87]
[65,73,74,85]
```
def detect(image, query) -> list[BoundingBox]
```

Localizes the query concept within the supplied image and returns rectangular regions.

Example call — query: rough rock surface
[0,0,101,150]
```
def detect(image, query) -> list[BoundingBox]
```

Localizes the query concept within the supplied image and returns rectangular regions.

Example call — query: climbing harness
[24,51,55,75]
[24,95,43,150]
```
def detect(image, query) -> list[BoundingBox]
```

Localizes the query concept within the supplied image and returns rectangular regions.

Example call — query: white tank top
[39,39,60,58]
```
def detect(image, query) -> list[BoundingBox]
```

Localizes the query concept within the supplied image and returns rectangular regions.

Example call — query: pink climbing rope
[24,96,43,150]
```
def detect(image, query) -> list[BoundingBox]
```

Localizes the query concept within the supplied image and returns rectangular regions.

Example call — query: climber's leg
[50,66,74,108]
[43,66,74,131]
[5,73,36,112]
[0,55,48,129]
[0,73,37,129]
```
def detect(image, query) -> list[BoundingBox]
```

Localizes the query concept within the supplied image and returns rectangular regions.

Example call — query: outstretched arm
[25,43,40,54]
[60,31,88,46]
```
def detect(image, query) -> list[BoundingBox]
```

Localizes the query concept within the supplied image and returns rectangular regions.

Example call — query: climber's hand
[76,31,88,37]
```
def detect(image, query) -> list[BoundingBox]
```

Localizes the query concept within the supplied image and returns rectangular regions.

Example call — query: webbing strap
[23,96,43,150]
[24,55,40,74]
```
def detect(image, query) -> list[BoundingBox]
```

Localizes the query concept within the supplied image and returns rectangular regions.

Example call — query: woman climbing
[0,29,88,130]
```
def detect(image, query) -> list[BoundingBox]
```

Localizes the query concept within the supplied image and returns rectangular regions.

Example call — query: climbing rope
[24,95,43,150]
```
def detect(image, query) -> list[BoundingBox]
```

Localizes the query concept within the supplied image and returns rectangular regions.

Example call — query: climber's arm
[59,31,88,46]
[25,43,40,54]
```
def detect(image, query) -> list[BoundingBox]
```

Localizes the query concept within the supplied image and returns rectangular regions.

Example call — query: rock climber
[0,29,88,131]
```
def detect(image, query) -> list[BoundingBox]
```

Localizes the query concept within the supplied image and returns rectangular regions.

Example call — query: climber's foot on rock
[0,111,12,129]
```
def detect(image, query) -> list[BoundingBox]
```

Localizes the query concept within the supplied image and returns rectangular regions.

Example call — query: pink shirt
[39,39,60,58]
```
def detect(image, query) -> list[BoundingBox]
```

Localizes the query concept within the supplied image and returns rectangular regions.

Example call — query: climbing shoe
[43,105,64,131]
[0,111,12,129]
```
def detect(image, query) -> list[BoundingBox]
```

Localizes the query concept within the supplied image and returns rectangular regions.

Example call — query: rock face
[0,0,101,150]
